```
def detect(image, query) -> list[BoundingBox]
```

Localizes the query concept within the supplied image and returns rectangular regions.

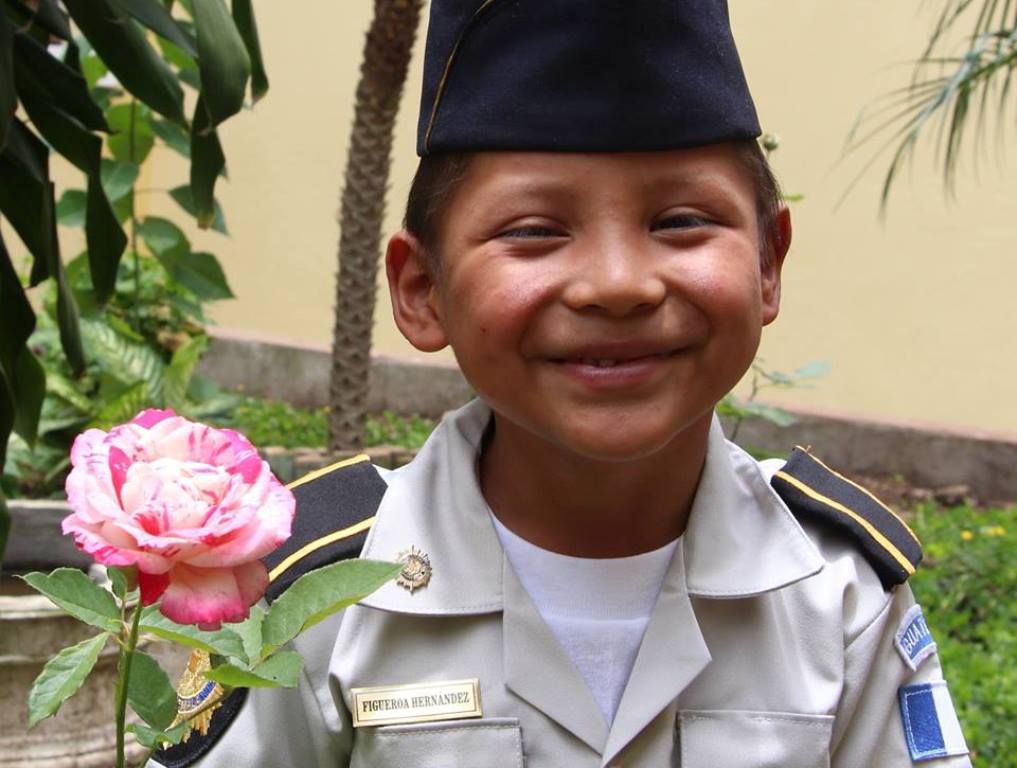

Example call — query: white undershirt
[490,514,679,724]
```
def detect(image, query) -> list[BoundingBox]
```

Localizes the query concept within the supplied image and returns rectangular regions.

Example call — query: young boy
[157,1,970,766]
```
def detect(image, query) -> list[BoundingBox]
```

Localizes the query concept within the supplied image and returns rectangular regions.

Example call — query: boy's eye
[496,225,565,239]
[650,214,713,232]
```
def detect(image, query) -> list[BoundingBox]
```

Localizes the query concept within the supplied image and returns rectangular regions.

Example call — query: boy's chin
[546,410,715,464]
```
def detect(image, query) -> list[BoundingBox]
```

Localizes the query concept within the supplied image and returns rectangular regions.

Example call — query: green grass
[211,396,437,451]
[909,503,1016,766]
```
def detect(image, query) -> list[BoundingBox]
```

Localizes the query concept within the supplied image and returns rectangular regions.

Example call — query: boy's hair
[403,140,784,275]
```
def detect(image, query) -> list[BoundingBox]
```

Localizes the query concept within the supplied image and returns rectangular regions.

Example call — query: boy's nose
[562,241,667,317]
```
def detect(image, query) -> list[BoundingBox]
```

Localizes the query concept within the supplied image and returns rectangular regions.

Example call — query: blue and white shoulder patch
[898,681,969,763]
[895,604,937,671]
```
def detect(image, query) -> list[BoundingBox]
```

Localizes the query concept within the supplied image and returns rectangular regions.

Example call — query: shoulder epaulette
[156,454,387,768]
[771,447,922,590]
[263,453,388,602]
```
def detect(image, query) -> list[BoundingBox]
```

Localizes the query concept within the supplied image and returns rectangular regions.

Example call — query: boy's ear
[760,204,792,326]
[385,229,449,352]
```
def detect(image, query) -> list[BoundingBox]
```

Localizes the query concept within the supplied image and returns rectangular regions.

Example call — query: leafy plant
[910,503,1017,766]
[848,1,1017,208]
[0,0,269,562]
[208,396,438,453]
[4,248,239,500]
[21,560,399,767]
[720,359,832,444]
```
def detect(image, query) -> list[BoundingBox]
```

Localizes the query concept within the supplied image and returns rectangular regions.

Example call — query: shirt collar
[359,400,822,614]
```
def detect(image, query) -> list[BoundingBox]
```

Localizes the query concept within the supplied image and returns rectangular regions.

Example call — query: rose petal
[185,482,293,567]
[138,570,170,605]
[69,429,108,469]
[158,563,266,629]
[131,409,177,429]
[108,446,131,506]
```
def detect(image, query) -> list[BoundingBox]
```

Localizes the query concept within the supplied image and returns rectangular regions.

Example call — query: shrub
[910,503,1017,766]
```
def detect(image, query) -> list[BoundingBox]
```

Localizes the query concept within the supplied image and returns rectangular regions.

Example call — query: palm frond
[852,0,1017,211]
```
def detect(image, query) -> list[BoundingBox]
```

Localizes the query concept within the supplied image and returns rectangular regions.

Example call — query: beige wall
[32,2,1017,434]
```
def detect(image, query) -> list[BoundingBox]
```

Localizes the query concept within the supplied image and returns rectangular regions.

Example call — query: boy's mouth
[550,341,683,367]
[569,353,673,368]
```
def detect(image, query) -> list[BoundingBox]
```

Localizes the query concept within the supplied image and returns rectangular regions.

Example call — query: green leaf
[27,633,110,727]
[90,380,147,428]
[80,55,109,90]
[11,347,46,446]
[192,0,250,126]
[105,314,146,343]
[739,401,797,427]
[139,605,246,659]
[107,567,129,600]
[63,0,186,125]
[1,9,17,151]
[137,216,189,256]
[45,370,92,412]
[24,0,73,42]
[106,102,156,164]
[14,94,126,304]
[57,189,87,227]
[0,127,85,373]
[164,334,208,409]
[17,91,102,175]
[156,36,199,79]
[0,491,10,570]
[109,0,199,58]
[84,176,128,303]
[791,360,833,381]
[189,96,225,229]
[263,560,401,651]
[100,159,140,202]
[127,650,178,730]
[0,125,52,277]
[224,603,264,666]
[204,651,303,688]
[0,232,37,385]
[169,185,227,233]
[20,569,122,632]
[11,33,107,132]
[128,721,189,749]
[231,0,268,103]
[81,318,166,401]
[0,232,44,448]
[157,249,233,300]
[0,377,13,481]
[153,118,191,158]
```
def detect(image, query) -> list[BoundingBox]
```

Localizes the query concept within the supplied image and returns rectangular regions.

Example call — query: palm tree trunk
[329,0,424,452]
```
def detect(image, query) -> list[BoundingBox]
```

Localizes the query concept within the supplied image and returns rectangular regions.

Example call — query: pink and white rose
[63,409,294,629]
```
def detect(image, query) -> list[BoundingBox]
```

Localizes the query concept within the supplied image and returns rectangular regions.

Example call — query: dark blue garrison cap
[417,0,761,155]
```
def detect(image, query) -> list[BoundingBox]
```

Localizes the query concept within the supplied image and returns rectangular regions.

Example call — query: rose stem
[114,604,143,768]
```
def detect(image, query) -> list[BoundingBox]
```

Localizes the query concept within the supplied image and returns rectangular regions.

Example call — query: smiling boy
[157,1,970,766]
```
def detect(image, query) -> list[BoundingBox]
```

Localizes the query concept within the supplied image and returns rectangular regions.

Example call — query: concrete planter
[0,500,146,768]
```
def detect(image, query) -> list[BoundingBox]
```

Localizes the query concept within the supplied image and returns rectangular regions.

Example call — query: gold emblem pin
[396,546,432,593]
[172,649,225,742]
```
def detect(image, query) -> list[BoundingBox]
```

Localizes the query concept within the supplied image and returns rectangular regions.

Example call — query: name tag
[350,679,483,727]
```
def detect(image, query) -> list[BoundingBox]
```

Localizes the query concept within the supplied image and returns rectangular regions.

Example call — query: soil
[850,473,1014,515]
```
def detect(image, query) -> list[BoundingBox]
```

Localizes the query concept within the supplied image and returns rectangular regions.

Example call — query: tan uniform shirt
[162,400,971,768]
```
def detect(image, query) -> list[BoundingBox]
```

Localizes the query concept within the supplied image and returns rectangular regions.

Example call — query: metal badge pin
[173,649,225,741]
[396,546,432,593]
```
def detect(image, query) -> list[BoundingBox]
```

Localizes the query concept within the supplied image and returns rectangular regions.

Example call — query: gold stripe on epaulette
[423,0,502,151]
[268,516,377,583]
[286,453,370,490]
[775,470,917,576]
[796,447,921,546]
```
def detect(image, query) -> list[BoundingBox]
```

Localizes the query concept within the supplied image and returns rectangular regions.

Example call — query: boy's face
[388,144,790,462]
